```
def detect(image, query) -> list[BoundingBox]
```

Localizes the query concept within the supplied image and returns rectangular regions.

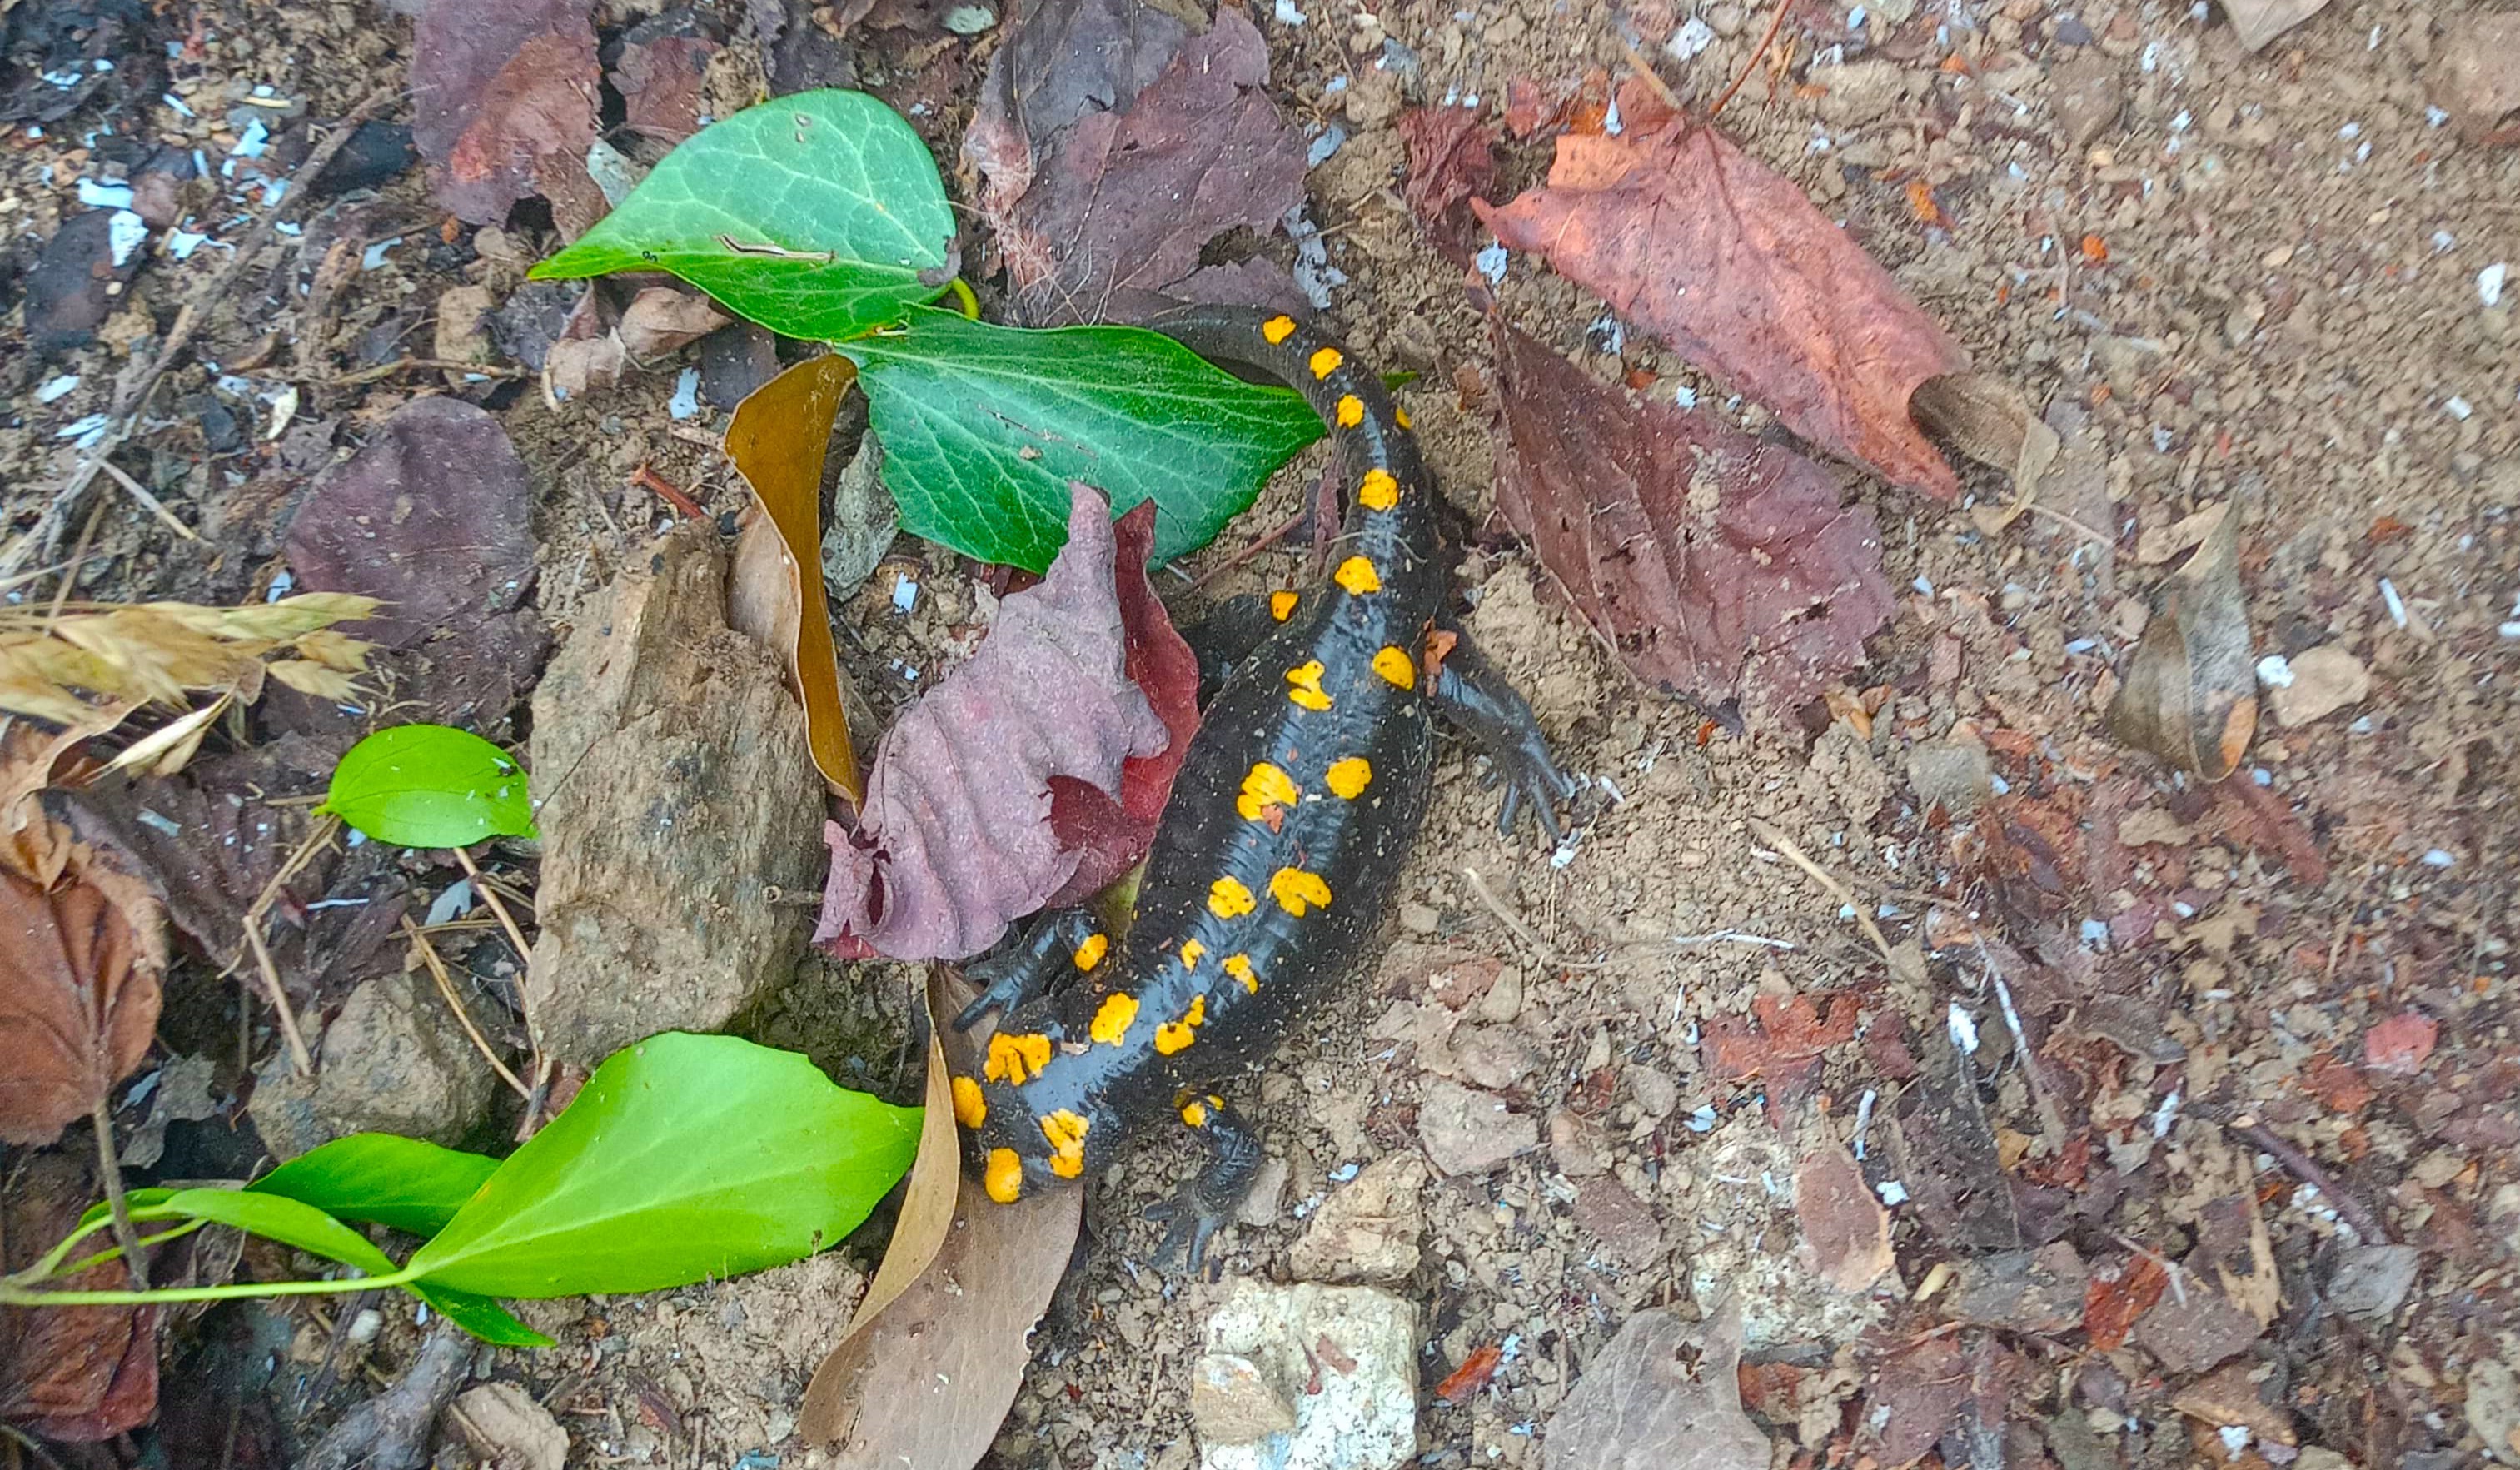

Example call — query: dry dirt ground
[2,0,2516,1466]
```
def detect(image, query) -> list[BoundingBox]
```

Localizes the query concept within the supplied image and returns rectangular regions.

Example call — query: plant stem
[0,1265,417,1310]
[89,1098,151,1290]
[944,277,980,320]
[44,1220,208,1279]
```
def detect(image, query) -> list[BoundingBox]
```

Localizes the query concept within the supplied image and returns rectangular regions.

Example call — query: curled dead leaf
[2106,503,2255,780]
[1910,374,2059,535]
[725,354,867,803]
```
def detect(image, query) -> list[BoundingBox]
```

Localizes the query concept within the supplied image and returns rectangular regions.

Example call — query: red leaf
[1044,500,1201,904]
[1,1157,159,1441]
[2082,1253,2169,1352]
[1476,82,1969,498]
[0,865,164,1145]
[1489,318,1894,729]
[2300,1054,2376,1114]
[1396,107,1497,265]
[816,487,1173,961]
[2363,1010,2438,1075]
[1796,1142,1892,1293]
[1437,1343,1504,1405]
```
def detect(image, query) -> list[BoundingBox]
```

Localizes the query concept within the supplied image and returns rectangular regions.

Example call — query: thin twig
[450,845,545,1087]
[88,1099,150,1291]
[95,458,201,543]
[311,356,532,387]
[2,85,399,577]
[1178,503,1312,598]
[224,815,343,1075]
[1619,39,1686,113]
[0,1420,72,1470]
[1747,818,1899,972]
[2224,1115,2390,1245]
[402,915,531,1101]
[1460,866,1607,969]
[1709,0,1794,119]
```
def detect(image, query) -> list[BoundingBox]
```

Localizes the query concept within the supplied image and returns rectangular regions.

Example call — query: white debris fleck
[1875,1180,1909,1206]
[162,92,194,117]
[2426,105,2449,127]
[233,117,269,157]
[2337,121,2360,140]
[2432,229,2455,253]
[2483,262,2509,307]
[360,236,402,271]
[166,229,211,259]
[107,208,147,267]
[1474,242,1508,284]
[77,177,135,208]
[1273,0,1307,23]
[2378,577,2407,629]
[1672,384,1698,409]
[2421,849,2455,868]
[266,570,295,601]
[1946,1003,1980,1055]
[56,413,111,441]
[667,366,701,421]
[2219,1426,2252,1457]
[2255,654,2295,688]
[1667,16,1715,57]
[1306,123,1346,167]
[892,573,919,613]
[35,374,80,404]
[2446,396,2473,420]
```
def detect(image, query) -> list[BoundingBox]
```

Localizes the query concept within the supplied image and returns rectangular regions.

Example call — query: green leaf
[78,1188,178,1228]
[838,309,1326,572]
[317,724,537,848]
[405,1034,922,1298]
[252,1134,501,1238]
[529,90,954,344]
[411,1283,554,1348]
[145,1188,401,1279]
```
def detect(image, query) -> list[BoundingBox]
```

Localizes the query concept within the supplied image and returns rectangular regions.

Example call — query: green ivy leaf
[317,724,537,848]
[403,1034,921,1298]
[252,1134,501,1238]
[838,308,1326,572]
[529,90,954,344]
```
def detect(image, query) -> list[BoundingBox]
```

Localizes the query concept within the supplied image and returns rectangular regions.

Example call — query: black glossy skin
[962,306,1446,1204]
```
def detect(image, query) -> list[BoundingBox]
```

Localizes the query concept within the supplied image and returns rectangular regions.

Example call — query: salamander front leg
[1145,1093,1264,1273]
[1428,621,1581,842]
[953,908,1112,1032]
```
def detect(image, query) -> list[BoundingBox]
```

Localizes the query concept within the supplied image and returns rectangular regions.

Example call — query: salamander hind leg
[1428,618,1582,842]
[1144,1092,1265,1274]
[953,907,1114,1032]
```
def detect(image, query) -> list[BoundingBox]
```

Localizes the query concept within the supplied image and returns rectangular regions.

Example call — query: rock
[1377,941,1501,1010]
[1198,1280,1418,1470]
[2268,645,2369,726]
[452,1381,569,1470]
[311,974,496,1146]
[523,525,826,1065]
[247,1049,331,1161]
[1343,68,1403,128]
[2464,1357,2519,1463]
[1805,58,1907,125]
[1627,1065,1680,1119]
[2049,52,2122,149]
[1192,1353,1297,1443]
[1288,1154,1427,1284]
[821,433,897,603]
[2116,808,2191,846]
[1449,1024,1540,1089]
[2323,1243,2420,1319]
[2129,1283,2263,1373]
[1414,1079,1537,1177]
[1907,740,1993,815]
[1572,1177,1665,1269]
[1237,1155,1292,1228]
[1548,1108,1611,1178]
[432,283,497,367]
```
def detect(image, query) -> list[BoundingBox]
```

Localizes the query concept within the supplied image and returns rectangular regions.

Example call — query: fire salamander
[951,306,1575,1266]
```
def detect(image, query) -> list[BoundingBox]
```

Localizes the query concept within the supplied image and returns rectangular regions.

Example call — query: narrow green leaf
[405,1034,921,1298]
[78,1187,178,1228]
[317,724,537,848]
[252,1134,501,1238]
[529,90,954,343]
[412,1283,553,1348]
[838,309,1326,572]
[146,1188,401,1279]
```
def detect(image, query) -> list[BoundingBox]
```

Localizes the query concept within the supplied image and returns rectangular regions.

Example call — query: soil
[2,0,2515,1466]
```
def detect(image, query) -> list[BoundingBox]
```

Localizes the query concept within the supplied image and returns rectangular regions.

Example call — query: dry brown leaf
[2430,13,2520,146]
[616,286,734,361]
[725,354,866,804]
[413,0,600,225]
[1477,82,1969,499]
[0,863,167,1145]
[2106,503,2255,780]
[2223,0,2330,52]
[1795,1142,1892,1293]
[1910,374,2060,535]
[1543,1302,1768,1470]
[0,1155,159,1440]
[799,974,1084,1462]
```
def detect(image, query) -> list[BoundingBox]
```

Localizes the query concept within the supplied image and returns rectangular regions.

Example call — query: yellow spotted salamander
[951,306,1574,1265]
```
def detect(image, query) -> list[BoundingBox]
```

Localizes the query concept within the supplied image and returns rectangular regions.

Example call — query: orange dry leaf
[2082,1254,2169,1351]
[1437,1343,1503,1404]
[0,865,166,1146]
[1905,177,1945,226]
[2079,233,2109,262]
[1476,79,1969,499]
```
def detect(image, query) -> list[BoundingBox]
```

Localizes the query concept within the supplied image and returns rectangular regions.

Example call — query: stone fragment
[1198,1281,1417,1470]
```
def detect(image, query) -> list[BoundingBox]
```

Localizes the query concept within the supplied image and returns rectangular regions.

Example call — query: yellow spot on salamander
[1286,660,1332,711]
[1208,875,1257,919]
[1372,645,1417,689]
[1262,315,1298,345]
[1073,932,1108,970]
[1308,346,1344,379]
[985,1147,1023,1203]
[1357,469,1399,511]
[1393,405,1413,429]
[1237,761,1302,821]
[1181,1099,1208,1128]
[952,1074,987,1129]
[1270,589,1300,621]
[1040,1108,1091,1177]
[1089,991,1139,1046]
[1324,756,1373,799]
[1154,994,1207,1054]
[1334,557,1382,595]
[1181,938,1206,969]
[984,1030,1053,1084]
[1270,867,1333,917]
[1223,953,1258,991]
[1335,394,1365,428]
